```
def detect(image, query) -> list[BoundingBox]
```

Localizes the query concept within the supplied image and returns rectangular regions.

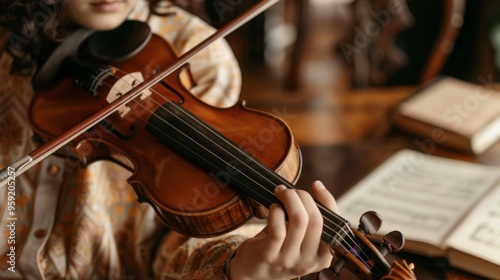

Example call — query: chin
[79,17,127,31]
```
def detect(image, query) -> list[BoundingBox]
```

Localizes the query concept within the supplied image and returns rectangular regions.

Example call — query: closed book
[392,76,500,154]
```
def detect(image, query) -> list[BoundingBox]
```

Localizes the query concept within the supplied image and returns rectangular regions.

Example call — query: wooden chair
[170,0,465,89]
[419,0,465,84]
[342,0,465,87]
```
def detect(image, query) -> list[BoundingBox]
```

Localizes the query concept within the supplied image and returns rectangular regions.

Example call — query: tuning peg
[330,257,346,276]
[318,267,337,280]
[357,211,382,235]
[379,231,405,256]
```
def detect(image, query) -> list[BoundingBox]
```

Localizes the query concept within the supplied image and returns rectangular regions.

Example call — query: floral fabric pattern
[0,2,260,279]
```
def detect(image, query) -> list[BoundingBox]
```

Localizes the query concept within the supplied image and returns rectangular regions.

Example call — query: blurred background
[171,0,500,148]
[170,2,500,278]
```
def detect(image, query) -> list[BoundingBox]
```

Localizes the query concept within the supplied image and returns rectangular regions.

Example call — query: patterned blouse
[0,1,265,279]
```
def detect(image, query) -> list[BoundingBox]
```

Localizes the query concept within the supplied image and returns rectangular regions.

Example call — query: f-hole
[100,119,135,140]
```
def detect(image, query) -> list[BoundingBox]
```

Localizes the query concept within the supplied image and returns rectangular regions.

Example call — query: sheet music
[337,149,500,247]
[446,185,500,265]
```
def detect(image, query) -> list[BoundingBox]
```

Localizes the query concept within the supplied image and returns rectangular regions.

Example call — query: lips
[90,1,124,12]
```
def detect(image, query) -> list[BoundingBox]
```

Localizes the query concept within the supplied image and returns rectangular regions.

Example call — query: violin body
[29,32,301,237]
[27,19,415,279]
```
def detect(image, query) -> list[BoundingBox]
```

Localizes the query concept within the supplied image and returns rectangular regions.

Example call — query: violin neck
[145,102,353,247]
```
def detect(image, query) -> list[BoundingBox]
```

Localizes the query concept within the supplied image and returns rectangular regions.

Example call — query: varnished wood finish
[29,33,301,237]
[28,30,417,280]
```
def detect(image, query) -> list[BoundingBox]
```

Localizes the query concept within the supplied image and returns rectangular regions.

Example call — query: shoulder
[128,1,241,107]
[129,1,215,53]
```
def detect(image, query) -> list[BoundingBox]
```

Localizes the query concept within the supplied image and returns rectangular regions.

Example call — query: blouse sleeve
[152,232,242,279]
[152,223,265,279]
[130,1,242,108]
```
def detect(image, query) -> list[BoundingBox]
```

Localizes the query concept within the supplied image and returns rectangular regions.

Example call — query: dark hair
[0,0,174,74]
[0,0,69,74]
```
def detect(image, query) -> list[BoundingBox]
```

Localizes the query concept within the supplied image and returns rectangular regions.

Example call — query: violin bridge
[107,72,153,118]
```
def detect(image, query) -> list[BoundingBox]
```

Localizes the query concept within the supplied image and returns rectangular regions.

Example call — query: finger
[317,241,335,269]
[248,198,269,219]
[295,190,325,259]
[261,201,287,260]
[274,186,308,258]
[311,181,340,268]
[311,180,338,213]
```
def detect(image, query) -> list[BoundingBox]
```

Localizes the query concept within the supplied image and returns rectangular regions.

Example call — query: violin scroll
[321,211,416,279]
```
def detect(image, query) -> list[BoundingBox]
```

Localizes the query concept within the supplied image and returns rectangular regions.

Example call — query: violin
[1,1,416,279]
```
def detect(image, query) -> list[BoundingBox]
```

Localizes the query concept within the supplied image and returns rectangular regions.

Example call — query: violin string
[99,71,384,273]
[99,78,384,275]
[107,69,357,231]
[96,72,380,272]
[97,73,378,266]
[100,70,357,240]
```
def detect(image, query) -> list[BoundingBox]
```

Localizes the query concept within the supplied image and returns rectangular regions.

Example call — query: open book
[337,149,500,279]
[392,77,500,154]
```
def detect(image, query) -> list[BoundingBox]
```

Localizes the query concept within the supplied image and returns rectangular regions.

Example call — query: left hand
[228,180,338,280]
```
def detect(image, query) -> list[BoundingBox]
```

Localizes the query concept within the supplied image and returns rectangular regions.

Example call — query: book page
[337,149,500,248]
[445,183,500,266]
